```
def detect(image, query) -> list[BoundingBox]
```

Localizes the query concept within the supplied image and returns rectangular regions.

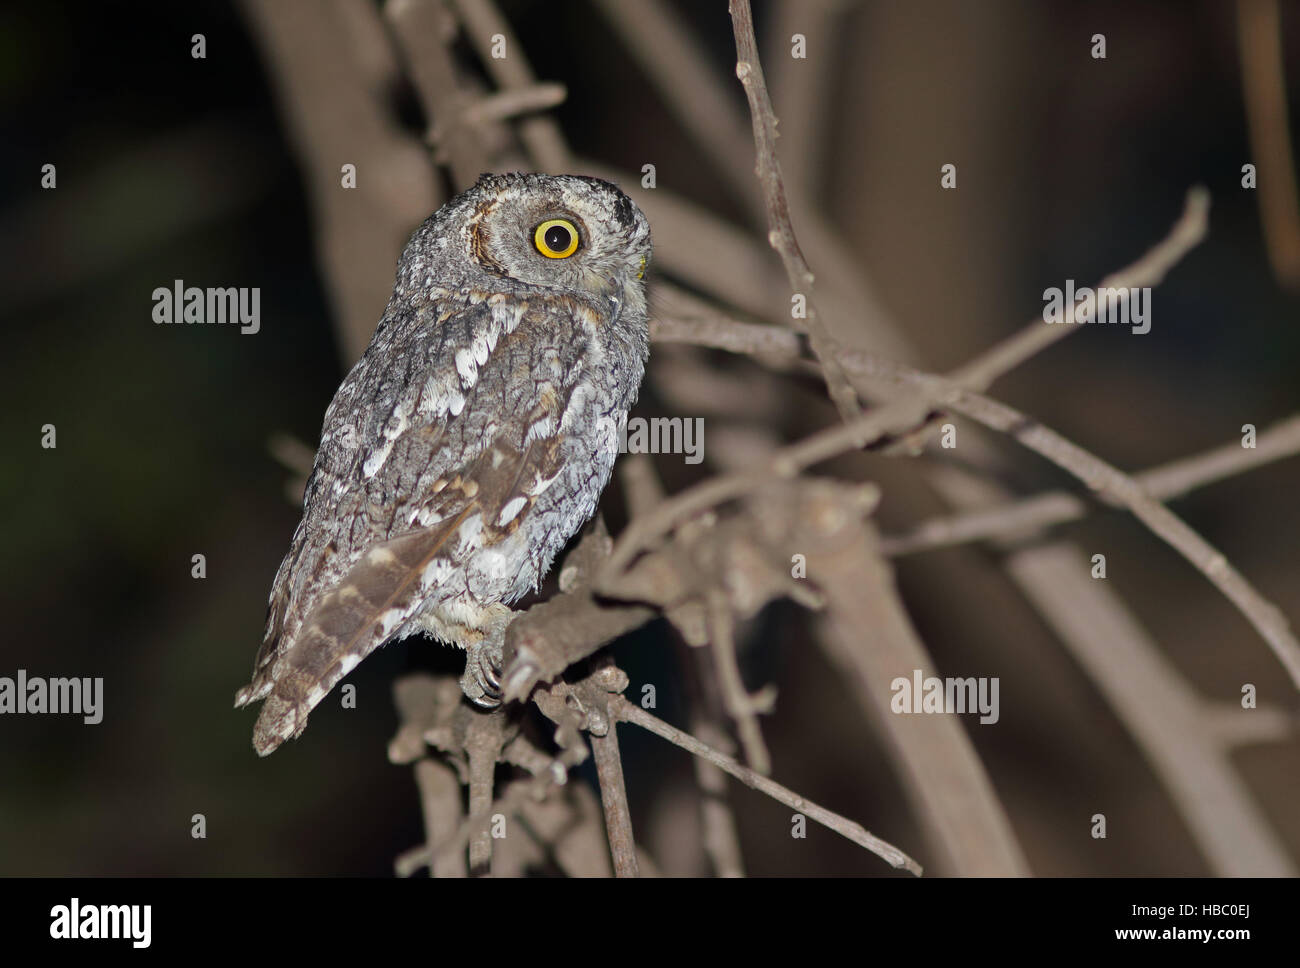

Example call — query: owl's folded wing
[243,433,568,755]
[237,294,589,754]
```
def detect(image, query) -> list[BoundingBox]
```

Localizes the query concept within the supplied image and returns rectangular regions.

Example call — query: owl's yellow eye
[534,218,580,259]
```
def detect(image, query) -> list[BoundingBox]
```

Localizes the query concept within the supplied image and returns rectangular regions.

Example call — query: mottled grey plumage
[236,173,651,755]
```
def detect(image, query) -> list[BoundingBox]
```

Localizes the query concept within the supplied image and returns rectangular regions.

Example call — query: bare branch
[948,188,1209,394]
[590,727,640,877]
[610,188,1210,575]
[238,0,440,363]
[461,83,568,126]
[1003,542,1297,875]
[810,537,1031,876]
[934,384,1300,691]
[466,709,506,874]
[882,415,1300,556]
[451,0,572,172]
[707,588,773,774]
[397,759,467,877]
[1203,702,1297,748]
[1238,0,1300,286]
[611,187,1300,694]
[502,521,657,703]
[591,0,760,218]
[925,462,1296,876]
[728,0,863,427]
[612,696,923,876]
[587,3,915,362]
[621,456,749,877]
[608,350,1300,692]
[689,718,748,878]
[383,0,491,188]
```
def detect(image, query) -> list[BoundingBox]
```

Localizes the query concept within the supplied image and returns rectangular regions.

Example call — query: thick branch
[1238,0,1300,286]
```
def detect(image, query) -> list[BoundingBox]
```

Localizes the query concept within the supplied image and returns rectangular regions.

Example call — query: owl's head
[431,173,652,308]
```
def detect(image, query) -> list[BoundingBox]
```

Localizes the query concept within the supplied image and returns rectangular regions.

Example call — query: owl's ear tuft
[612,192,636,230]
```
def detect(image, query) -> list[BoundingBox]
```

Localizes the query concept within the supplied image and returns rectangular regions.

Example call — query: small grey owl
[236,172,651,756]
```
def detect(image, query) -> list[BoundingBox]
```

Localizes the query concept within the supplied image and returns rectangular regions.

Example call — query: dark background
[2,0,1298,875]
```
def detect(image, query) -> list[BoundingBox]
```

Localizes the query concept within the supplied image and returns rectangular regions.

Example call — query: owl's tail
[237,506,475,756]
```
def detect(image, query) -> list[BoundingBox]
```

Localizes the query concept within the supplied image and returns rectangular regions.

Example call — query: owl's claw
[461,640,504,708]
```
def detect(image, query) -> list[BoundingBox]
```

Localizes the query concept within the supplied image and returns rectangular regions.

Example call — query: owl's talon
[462,641,505,708]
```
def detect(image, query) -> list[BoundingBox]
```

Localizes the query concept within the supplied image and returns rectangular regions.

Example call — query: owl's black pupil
[544,225,572,252]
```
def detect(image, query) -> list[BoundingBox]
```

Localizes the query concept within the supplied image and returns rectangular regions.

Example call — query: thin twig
[582,3,918,360]
[612,696,923,876]
[937,384,1300,690]
[609,188,1209,575]
[610,190,1300,691]
[706,588,773,774]
[620,456,749,877]
[948,188,1209,392]
[590,727,640,877]
[728,0,863,427]
[591,0,760,218]
[882,415,1300,556]
[384,0,491,188]
[654,297,1300,566]
[650,298,803,357]
[451,0,572,172]
[460,83,568,126]
[607,349,1300,691]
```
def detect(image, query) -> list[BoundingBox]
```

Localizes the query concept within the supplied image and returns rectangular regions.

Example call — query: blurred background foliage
[2,0,1298,875]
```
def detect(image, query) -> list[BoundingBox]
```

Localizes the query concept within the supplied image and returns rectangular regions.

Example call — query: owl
[236,172,652,756]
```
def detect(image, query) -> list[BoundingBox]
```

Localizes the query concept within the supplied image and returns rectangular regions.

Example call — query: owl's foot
[461,639,504,708]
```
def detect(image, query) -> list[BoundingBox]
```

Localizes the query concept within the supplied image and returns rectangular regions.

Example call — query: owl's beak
[580,266,616,296]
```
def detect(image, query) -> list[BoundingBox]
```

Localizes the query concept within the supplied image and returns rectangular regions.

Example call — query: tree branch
[612,696,923,876]
[728,0,863,426]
